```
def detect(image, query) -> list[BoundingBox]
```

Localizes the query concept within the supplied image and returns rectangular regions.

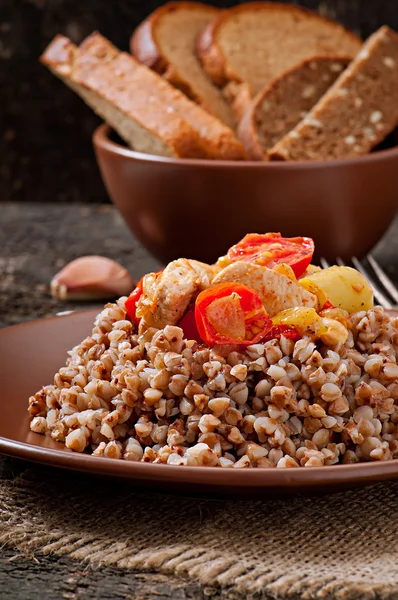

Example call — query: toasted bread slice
[131,2,235,128]
[82,33,246,160]
[269,26,398,161]
[238,55,351,160]
[42,33,246,160]
[197,2,361,96]
[41,35,207,159]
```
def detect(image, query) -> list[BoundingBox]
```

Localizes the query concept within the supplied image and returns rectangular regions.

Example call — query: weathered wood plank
[0,547,212,600]
[0,203,160,328]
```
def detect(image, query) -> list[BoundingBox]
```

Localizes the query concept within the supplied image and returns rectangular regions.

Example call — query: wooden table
[1,202,397,599]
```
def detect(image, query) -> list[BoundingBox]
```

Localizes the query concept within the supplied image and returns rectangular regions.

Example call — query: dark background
[1,0,397,204]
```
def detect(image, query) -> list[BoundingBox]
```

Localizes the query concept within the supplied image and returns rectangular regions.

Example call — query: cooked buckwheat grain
[28,300,398,467]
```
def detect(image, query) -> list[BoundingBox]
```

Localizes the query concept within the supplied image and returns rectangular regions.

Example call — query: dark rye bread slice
[41,35,207,159]
[131,2,235,128]
[196,2,361,96]
[238,56,351,160]
[269,26,398,161]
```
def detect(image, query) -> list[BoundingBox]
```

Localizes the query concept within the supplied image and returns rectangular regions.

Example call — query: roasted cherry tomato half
[194,283,272,346]
[222,232,315,279]
[178,309,202,343]
[125,277,144,325]
[263,324,301,343]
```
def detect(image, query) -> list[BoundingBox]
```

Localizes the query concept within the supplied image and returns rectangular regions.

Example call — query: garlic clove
[51,255,135,301]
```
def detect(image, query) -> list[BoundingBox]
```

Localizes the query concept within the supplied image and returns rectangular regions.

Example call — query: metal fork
[320,255,398,310]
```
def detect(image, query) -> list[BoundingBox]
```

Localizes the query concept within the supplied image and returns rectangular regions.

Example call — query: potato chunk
[300,266,373,313]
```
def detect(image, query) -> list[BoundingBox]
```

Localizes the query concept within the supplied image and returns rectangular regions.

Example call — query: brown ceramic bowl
[93,124,398,265]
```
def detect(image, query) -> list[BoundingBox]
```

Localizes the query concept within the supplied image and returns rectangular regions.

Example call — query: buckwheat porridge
[28,233,398,468]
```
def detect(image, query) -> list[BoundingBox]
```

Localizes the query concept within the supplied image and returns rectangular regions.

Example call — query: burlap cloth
[1,466,398,600]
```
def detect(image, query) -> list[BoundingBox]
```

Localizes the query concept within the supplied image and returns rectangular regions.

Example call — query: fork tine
[351,256,393,309]
[367,255,398,305]
[320,257,330,269]
[336,257,345,266]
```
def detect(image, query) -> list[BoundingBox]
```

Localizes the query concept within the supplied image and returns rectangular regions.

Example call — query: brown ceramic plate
[1,309,398,497]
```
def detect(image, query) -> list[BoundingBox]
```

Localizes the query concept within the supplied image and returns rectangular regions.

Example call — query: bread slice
[86,33,246,160]
[197,2,361,96]
[41,33,246,160]
[41,35,207,159]
[131,2,235,128]
[268,26,398,161]
[238,55,351,160]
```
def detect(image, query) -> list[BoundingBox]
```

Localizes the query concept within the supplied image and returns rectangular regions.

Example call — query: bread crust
[131,2,219,99]
[223,81,252,124]
[196,18,230,88]
[237,97,268,162]
[196,2,361,90]
[237,55,351,160]
[40,34,76,71]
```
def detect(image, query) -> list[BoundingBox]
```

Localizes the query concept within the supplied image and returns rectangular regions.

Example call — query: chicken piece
[212,262,317,317]
[136,259,215,328]
[187,259,216,289]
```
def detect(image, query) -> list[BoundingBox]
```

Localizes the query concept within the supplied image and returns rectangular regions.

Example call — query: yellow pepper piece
[272,307,327,339]
[298,279,327,311]
[272,263,297,281]
[273,307,349,345]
